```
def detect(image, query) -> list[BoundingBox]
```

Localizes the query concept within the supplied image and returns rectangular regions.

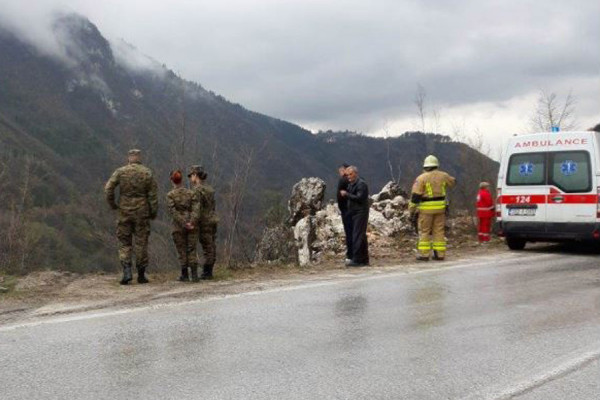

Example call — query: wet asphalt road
[1,250,600,399]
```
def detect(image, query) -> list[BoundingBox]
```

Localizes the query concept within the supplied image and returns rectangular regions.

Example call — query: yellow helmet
[423,155,439,168]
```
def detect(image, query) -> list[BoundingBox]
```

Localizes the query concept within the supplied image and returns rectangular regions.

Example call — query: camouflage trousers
[172,228,199,268]
[117,214,151,267]
[198,224,217,265]
[417,211,447,259]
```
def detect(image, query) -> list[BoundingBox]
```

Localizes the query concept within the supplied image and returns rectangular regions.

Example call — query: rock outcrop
[288,177,327,226]
[256,179,415,267]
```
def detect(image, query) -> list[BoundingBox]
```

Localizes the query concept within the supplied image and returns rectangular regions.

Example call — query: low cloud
[0,0,598,141]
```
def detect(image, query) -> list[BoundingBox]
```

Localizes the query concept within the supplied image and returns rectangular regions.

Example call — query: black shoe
[416,256,429,261]
[346,262,368,267]
[432,255,445,261]
[137,266,149,284]
[190,266,200,282]
[120,262,133,285]
[178,267,190,282]
[201,264,214,280]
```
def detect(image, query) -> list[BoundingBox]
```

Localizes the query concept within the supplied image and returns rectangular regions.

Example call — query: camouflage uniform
[166,186,199,277]
[193,183,218,266]
[189,165,218,279]
[104,151,158,283]
[409,169,456,260]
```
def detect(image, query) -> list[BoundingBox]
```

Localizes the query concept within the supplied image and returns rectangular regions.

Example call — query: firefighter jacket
[476,188,495,218]
[409,169,456,215]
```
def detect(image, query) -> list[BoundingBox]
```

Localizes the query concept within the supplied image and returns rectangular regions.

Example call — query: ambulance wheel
[506,237,526,250]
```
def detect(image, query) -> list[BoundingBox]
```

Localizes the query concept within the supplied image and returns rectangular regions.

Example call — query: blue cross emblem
[561,160,577,176]
[519,162,534,176]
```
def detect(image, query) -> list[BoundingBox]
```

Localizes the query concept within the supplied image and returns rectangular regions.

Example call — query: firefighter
[476,182,494,244]
[408,155,456,261]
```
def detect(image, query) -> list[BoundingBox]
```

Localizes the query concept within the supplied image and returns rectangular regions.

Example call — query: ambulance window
[507,153,546,185]
[548,151,591,193]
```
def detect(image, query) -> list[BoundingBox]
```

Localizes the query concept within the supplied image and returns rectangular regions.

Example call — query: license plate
[508,208,536,216]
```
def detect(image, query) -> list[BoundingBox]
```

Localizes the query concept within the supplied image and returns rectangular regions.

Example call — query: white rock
[293,216,313,266]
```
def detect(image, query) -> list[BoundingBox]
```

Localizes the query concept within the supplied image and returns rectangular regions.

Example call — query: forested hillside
[0,14,498,274]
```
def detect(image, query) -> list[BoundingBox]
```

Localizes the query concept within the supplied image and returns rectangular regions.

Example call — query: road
[1,249,600,399]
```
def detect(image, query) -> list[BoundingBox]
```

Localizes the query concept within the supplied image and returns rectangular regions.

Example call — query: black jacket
[346,177,370,213]
[337,176,350,212]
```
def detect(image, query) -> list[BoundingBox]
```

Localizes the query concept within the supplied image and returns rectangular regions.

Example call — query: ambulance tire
[506,237,526,250]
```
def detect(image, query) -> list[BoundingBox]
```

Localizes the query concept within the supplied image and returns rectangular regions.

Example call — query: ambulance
[496,130,600,250]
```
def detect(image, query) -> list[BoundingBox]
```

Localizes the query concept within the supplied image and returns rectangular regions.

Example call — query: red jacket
[476,188,495,218]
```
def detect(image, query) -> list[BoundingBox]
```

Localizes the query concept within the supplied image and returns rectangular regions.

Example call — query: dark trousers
[340,209,353,258]
[348,210,369,264]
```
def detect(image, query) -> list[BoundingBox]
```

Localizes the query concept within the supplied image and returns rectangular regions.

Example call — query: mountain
[0,13,498,274]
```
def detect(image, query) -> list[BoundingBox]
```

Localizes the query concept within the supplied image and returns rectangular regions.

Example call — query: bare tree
[382,123,399,183]
[530,89,577,132]
[415,83,427,132]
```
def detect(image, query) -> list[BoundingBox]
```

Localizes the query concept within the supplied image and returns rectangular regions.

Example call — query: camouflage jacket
[104,161,158,217]
[191,183,219,225]
[166,187,195,230]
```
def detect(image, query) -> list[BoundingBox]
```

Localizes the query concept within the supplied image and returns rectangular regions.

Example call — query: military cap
[128,149,142,156]
[188,165,205,177]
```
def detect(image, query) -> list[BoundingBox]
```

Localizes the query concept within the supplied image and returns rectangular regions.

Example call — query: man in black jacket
[336,163,352,262]
[340,165,369,266]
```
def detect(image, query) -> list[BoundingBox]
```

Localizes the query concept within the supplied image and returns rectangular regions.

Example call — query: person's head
[338,163,350,177]
[346,165,359,183]
[188,165,207,185]
[422,155,439,171]
[170,170,183,187]
[128,149,142,164]
[479,181,491,189]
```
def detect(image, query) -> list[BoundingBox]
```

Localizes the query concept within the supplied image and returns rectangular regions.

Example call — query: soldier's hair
[347,165,358,174]
[170,170,183,184]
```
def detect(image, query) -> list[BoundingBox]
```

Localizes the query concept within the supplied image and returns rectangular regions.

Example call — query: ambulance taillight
[597,186,600,219]
[496,188,502,219]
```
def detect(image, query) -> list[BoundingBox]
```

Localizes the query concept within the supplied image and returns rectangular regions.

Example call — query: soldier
[408,155,456,261]
[189,165,218,279]
[166,170,199,282]
[104,149,158,284]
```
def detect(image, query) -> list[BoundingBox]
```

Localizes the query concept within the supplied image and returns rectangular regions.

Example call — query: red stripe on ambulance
[499,194,597,204]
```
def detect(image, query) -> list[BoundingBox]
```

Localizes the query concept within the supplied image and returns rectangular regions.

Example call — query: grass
[0,275,18,297]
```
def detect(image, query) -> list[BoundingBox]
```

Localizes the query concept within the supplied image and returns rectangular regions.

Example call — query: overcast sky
[1,0,598,156]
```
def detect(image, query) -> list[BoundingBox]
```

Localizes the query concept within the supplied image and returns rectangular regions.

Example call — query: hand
[409,210,418,222]
[340,190,348,197]
[184,222,195,231]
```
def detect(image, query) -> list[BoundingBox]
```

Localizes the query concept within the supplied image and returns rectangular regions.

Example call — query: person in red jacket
[476,182,495,243]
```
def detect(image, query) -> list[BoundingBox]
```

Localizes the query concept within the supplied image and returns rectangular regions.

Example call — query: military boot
[178,267,190,282]
[137,265,149,284]
[120,262,133,285]
[201,264,214,280]
[190,265,200,282]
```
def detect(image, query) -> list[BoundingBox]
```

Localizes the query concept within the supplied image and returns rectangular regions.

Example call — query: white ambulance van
[496,130,600,250]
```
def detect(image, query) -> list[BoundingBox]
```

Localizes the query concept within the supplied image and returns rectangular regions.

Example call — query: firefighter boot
[190,265,200,282]
[201,264,214,280]
[137,266,149,284]
[120,262,133,285]
[178,267,190,282]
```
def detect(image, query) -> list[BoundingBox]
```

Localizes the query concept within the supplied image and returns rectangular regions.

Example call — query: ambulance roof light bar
[551,126,560,132]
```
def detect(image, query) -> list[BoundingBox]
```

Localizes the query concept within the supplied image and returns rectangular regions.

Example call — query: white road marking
[0,252,564,333]
[462,345,600,400]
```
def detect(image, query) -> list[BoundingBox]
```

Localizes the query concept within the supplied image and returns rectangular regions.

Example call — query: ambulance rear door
[502,135,549,233]
[545,134,596,230]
